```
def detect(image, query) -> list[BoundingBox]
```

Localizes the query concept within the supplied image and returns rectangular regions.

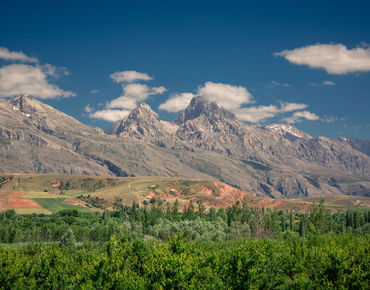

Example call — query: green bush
[60,228,76,247]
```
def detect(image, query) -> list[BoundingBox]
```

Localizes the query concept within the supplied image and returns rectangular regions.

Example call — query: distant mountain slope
[1,94,370,199]
[339,136,370,157]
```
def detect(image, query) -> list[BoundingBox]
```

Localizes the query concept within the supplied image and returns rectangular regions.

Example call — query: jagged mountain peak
[116,102,178,138]
[1,95,370,199]
[127,102,160,121]
[265,123,313,140]
[8,93,49,115]
[2,93,95,136]
[174,96,236,125]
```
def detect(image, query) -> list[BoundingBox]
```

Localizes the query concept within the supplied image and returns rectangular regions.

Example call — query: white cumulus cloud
[106,83,167,110]
[274,43,370,74]
[0,47,39,63]
[110,70,153,83]
[282,111,320,124]
[89,109,130,122]
[198,82,254,110]
[159,92,196,112]
[0,63,75,99]
[159,82,254,113]
[158,81,318,124]
[233,105,280,123]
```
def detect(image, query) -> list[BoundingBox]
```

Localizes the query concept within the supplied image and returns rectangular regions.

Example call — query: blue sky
[1,0,370,139]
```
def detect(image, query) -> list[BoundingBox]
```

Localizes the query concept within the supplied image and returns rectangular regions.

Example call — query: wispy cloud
[323,80,336,86]
[321,116,338,123]
[0,47,39,63]
[271,81,291,87]
[84,104,93,113]
[110,70,153,83]
[233,102,308,123]
[281,111,320,124]
[310,80,336,87]
[274,43,370,74]
[309,83,318,87]
[90,90,99,94]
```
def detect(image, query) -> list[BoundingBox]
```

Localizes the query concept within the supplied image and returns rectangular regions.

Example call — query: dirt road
[128,182,142,207]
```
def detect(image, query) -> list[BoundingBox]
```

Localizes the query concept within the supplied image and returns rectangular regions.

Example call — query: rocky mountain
[265,123,313,140]
[115,103,178,139]
[2,94,370,199]
[338,136,370,158]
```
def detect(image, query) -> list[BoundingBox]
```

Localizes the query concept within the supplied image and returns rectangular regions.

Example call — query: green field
[14,208,53,215]
[23,191,62,198]
[31,198,96,213]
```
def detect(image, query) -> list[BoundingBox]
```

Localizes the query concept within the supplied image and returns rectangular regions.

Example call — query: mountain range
[1,94,370,199]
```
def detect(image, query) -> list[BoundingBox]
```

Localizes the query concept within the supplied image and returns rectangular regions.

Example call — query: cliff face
[1,94,370,199]
[115,103,178,139]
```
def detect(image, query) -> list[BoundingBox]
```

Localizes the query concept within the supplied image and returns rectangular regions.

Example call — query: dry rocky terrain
[1,94,370,199]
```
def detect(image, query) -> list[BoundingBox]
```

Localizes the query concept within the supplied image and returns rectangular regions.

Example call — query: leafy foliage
[0,199,370,288]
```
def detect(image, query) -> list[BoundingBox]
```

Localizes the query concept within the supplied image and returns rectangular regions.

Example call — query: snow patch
[21,112,31,117]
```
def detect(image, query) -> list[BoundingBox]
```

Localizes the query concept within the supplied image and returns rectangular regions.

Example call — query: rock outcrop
[1,94,370,199]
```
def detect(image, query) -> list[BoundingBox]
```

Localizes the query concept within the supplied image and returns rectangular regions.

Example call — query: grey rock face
[104,122,121,135]
[174,96,236,125]
[116,103,178,139]
[339,136,370,157]
[1,94,370,199]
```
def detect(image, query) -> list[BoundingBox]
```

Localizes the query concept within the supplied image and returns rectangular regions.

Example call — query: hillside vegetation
[1,195,370,288]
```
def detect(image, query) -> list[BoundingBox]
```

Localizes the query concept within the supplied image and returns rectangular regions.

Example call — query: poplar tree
[172,199,179,221]
[197,199,206,218]
[132,201,137,219]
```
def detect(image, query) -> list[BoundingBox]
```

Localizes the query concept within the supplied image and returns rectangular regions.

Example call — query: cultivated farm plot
[292,196,370,213]
[15,208,53,215]
[23,191,62,198]
[0,198,7,212]
[32,198,96,213]
[5,191,43,209]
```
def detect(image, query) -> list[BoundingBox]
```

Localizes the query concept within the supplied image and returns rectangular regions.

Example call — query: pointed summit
[116,102,178,138]
[3,93,93,136]
[174,96,236,125]
[8,94,48,115]
[127,102,161,123]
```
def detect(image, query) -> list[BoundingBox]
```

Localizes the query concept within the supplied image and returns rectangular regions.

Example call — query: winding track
[128,182,142,207]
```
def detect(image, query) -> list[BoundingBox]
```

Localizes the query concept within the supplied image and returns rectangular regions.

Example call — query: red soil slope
[5,191,43,209]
